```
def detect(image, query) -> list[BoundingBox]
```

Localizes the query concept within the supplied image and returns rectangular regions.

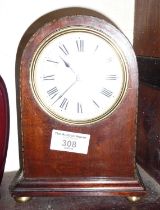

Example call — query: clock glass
[30,27,128,124]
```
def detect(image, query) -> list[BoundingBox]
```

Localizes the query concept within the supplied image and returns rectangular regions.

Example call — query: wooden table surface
[0,167,160,210]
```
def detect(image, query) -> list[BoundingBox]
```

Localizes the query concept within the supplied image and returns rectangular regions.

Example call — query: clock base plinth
[10,171,146,199]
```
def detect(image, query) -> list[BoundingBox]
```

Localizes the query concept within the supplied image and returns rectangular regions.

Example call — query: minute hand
[53,80,77,105]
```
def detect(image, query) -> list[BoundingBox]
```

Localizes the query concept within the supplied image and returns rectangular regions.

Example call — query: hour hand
[60,57,71,68]
[60,57,76,74]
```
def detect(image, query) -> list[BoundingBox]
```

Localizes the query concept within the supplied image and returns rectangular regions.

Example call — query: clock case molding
[10,8,145,198]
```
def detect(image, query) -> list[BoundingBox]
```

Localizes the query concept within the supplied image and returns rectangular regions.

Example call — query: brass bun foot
[14,196,32,203]
[127,196,141,202]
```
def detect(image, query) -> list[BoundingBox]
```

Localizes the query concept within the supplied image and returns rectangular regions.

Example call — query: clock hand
[60,57,76,74]
[53,79,77,105]
[60,57,70,68]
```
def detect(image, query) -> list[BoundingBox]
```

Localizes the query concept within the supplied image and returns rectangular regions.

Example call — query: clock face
[30,27,128,124]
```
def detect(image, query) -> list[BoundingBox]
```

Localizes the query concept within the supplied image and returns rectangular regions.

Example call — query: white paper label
[50,129,90,154]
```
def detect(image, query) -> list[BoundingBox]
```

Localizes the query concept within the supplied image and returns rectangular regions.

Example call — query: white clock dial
[30,27,128,124]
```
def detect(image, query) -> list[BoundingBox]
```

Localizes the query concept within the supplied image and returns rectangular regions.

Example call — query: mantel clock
[10,8,145,202]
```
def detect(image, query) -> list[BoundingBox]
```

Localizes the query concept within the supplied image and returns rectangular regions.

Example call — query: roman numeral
[59,44,69,55]
[94,44,99,52]
[92,99,100,108]
[77,102,83,113]
[46,59,59,64]
[106,57,112,63]
[47,87,58,98]
[43,75,55,80]
[101,88,113,97]
[106,75,117,80]
[60,98,69,110]
[76,39,84,52]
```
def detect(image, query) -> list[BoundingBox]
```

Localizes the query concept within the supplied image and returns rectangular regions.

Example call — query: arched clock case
[10,9,145,201]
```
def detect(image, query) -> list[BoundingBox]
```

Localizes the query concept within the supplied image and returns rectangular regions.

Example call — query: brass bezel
[30,26,128,125]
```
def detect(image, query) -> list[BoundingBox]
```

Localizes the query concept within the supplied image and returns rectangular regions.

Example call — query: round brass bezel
[30,26,128,125]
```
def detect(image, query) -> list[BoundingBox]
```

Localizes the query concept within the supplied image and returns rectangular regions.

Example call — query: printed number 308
[62,140,77,148]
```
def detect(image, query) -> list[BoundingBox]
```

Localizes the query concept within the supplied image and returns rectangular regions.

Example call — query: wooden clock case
[10,8,145,199]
